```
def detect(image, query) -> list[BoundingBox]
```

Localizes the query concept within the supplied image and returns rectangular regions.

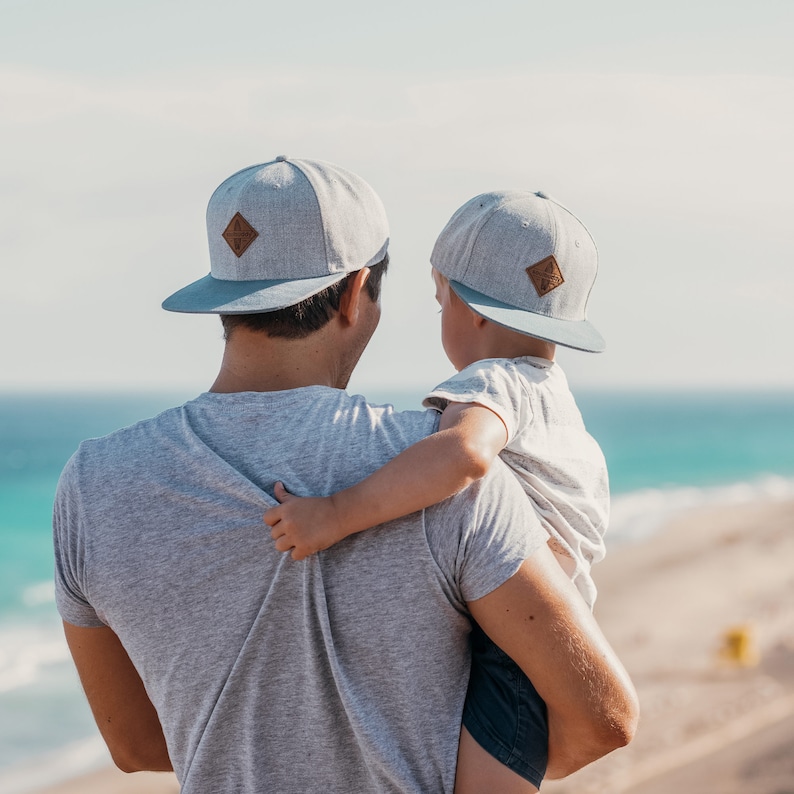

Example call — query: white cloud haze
[1,1,792,395]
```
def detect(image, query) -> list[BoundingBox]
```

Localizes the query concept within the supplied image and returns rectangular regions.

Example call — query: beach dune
[35,499,794,794]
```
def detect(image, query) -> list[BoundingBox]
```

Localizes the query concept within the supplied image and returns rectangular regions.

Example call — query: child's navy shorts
[462,622,548,788]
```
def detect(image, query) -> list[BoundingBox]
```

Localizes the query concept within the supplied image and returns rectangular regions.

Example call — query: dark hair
[220,255,389,340]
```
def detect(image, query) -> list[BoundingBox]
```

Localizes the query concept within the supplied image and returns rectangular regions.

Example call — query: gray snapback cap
[431,190,605,352]
[162,156,389,314]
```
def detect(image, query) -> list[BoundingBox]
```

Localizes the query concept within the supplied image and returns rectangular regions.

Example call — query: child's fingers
[273,535,309,561]
[263,506,281,527]
[274,481,296,503]
[273,535,295,553]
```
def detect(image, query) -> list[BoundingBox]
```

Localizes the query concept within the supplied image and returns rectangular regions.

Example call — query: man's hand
[264,482,349,561]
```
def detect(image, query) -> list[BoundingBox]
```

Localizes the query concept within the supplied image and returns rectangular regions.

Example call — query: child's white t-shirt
[424,356,608,608]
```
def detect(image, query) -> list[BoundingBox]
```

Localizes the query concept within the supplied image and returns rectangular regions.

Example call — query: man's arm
[63,621,173,774]
[468,544,639,779]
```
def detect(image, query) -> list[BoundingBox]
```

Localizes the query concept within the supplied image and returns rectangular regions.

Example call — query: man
[54,156,637,793]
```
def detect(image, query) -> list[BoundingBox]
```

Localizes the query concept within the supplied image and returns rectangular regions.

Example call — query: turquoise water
[369,388,794,492]
[1,389,793,789]
[576,391,794,492]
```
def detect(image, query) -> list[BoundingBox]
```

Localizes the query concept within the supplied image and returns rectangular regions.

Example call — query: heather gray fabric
[425,356,609,609]
[430,190,605,352]
[54,388,544,794]
[162,157,390,314]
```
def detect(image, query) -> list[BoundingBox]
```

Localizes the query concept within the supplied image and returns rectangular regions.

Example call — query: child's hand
[264,482,347,561]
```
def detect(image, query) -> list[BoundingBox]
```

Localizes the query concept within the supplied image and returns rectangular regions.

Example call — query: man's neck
[210,271,377,394]
[209,327,347,394]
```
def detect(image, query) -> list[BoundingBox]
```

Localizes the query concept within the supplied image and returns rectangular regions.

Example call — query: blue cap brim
[449,281,606,353]
[162,272,348,314]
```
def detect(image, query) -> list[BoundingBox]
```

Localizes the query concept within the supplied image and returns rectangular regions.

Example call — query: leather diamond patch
[527,255,564,297]
[222,212,258,257]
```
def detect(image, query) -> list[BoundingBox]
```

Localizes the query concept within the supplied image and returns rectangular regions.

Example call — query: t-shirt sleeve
[425,459,547,608]
[53,452,106,628]
[423,360,532,443]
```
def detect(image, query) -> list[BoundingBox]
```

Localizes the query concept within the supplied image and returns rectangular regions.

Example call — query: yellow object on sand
[718,624,760,667]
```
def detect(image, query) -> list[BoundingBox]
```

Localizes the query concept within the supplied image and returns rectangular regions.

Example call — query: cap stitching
[460,194,506,285]
[282,158,330,274]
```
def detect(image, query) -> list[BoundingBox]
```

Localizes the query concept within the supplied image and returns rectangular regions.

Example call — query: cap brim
[449,281,606,353]
[162,272,348,314]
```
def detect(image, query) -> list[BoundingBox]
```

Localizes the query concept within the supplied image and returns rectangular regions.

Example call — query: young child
[265,189,610,790]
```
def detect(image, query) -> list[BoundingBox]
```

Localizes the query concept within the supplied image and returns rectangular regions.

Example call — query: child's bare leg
[454,726,539,794]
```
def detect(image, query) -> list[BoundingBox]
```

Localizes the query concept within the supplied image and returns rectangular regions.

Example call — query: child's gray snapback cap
[431,190,605,352]
[162,156,389,314]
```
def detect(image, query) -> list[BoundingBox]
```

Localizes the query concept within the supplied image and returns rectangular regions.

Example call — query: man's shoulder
[425,461,547,604]
[341,391,440,439]
[64,404,185,481]
[82,403,181,447]
[431,459,530,519]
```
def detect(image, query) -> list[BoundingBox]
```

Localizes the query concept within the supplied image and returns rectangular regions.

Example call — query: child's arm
[265,402,508,560]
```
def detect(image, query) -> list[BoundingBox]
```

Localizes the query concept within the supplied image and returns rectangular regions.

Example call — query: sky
[1,0,792,396]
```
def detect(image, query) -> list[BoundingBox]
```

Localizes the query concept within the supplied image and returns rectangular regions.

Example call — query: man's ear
[338,267,371,327]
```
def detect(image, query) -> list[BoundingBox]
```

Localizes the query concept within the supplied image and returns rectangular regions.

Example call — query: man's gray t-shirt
[54,388,545,794]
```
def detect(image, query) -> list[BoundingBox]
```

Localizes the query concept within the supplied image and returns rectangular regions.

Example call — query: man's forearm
[468,545,639,777]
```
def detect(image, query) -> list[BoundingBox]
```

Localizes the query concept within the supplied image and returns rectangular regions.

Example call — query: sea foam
[608,473,794,547]
[0,620,70,694]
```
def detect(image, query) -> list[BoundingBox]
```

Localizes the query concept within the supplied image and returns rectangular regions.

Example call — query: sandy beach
[544,498,794,794]
[33,499,794,794]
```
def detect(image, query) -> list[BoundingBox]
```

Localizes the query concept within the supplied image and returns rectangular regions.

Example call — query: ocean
[1,389,793,792]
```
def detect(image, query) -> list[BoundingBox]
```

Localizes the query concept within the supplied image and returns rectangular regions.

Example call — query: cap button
[535,190,549,199]
[275,154,289,162]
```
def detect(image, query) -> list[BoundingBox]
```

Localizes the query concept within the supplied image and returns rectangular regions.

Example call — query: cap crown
[162,156,389,314]
[208,158,389,282]
[431,190,598,323]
